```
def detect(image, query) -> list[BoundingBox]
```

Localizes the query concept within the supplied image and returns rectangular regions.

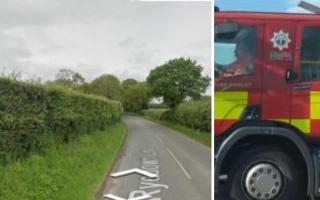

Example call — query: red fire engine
[215,2,320,200]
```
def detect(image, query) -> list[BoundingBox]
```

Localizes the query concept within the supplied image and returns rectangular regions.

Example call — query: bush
[142,98,211,132]
[0,78,122,160]
[175,99,211,132]
[147,103,169,109]
[141,109,170,120]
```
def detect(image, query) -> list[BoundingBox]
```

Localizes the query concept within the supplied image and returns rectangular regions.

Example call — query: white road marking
[111,168,158,179]
[155,136,164,144]
[104,193,152,200]
[166,148,192,180]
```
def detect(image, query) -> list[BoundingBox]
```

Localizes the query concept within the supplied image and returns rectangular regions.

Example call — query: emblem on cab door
[271,30,291,51]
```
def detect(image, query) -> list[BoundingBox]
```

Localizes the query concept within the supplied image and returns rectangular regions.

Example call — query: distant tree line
[3,57,210,113]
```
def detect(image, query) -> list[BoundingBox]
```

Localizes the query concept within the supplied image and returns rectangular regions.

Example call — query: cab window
[300,26,320,82]
[215,23,257,78]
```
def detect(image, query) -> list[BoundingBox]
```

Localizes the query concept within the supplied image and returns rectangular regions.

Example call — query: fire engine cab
[215,2,320,200]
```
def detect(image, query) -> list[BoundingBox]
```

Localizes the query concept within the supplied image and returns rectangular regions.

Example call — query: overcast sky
[216,0,320,13]
[0,0,211,83]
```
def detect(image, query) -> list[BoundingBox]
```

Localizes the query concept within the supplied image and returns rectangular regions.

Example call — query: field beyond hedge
[0,122,126,200]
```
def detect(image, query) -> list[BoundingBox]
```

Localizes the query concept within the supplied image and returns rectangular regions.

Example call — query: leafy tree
[120,82,150,113]
[121,78,138,89]
[52,69,85,89]
[147,58,210,108]
[0,67,21,80]
[88,74,121,99]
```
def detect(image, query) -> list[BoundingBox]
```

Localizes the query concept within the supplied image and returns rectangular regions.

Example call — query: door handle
[286,69,298,81]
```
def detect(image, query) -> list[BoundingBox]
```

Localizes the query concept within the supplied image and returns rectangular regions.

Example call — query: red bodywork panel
[215,11,320,137]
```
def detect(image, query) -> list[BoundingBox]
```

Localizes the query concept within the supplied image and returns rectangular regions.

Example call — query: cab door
[291,21,320,136]
[262,21,296,123]
[214,19,263,134]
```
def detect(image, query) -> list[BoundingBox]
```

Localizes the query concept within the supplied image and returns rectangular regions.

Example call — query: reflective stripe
[215,91,248,100]
[215,91,248,120]
[310,103,320,119]
[291,119,310,134]
[215,103,247,119]
[311,92,320,119]
[272,119,289,123]
[214,91,314,135]
[289,92,318,134]
[311,91,320,103]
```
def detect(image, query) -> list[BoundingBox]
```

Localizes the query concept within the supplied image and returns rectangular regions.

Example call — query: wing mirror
[286,69,298,81]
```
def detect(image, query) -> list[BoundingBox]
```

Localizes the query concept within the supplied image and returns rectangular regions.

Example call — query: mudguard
[215,126,315,197]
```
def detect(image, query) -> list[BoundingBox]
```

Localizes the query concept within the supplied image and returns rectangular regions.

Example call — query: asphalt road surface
[99,115,211,200]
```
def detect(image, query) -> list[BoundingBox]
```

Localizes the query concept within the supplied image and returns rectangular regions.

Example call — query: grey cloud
[118,37,148,49]
[0,0,211,85]
[0,31,33,69]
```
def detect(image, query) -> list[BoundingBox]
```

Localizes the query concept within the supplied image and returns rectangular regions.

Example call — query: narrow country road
[99,115,211,200]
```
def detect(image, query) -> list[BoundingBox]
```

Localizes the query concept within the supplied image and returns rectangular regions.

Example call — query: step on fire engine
[215,1,320,200]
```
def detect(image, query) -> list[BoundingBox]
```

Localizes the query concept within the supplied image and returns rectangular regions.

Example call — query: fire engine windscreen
[215,23,257,78]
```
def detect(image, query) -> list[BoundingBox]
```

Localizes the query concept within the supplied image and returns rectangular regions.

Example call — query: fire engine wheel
[227,147,305,200]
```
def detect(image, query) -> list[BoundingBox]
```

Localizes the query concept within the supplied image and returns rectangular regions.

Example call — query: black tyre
[227,146,306,200]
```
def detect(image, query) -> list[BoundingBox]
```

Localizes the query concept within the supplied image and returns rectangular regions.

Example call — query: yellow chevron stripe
[272,119,289,123]
[291,119,310,134]
[215,91,248,120]
[311,92,320,119]
[215,91,248,100]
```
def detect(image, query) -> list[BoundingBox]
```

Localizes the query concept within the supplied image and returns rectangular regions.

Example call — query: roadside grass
[142,116,211,147]
[0,122,126,200]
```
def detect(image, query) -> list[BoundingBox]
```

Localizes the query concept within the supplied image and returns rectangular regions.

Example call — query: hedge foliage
[0,78,122,160]
[143,99,211,132]
[141,109,170,120]
[175,99,211,132]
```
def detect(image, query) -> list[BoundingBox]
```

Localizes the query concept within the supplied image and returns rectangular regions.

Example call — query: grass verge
[0,122,126,200]
[142,116,211,147]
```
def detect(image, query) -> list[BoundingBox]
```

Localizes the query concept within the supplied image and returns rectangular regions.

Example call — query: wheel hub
[245,163,282,200]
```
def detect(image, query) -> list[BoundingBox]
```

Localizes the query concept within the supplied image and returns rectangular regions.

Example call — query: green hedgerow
[0,78,122,160]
